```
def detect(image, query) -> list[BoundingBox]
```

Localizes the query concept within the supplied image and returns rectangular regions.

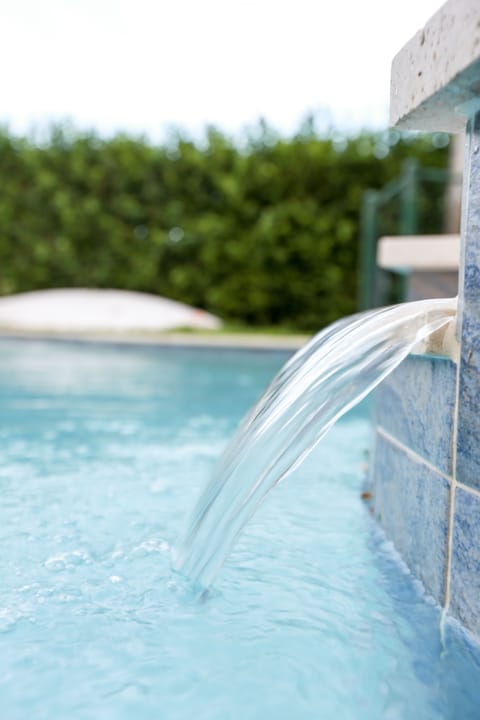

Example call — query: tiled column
[373,107,480,636]
[372,0,480,637]
[447,109,480,635]
[456,110,480,487]
[373,109,480,636]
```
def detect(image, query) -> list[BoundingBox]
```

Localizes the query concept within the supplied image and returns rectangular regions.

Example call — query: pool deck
[0,328,310,352]
[0,289,310,351]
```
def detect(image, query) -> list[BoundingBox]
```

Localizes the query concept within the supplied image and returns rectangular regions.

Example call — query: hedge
[0,123,449,330]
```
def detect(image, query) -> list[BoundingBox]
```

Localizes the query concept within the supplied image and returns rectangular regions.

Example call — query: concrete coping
[390,0,480,132]
[0,288,309,351]
[0,328,309,352]
[377,234,460,271]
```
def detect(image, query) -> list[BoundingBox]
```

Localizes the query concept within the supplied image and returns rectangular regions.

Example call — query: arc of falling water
[173,297,457,590]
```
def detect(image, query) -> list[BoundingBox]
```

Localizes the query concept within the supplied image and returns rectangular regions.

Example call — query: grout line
[442,119,473,621]
[456,479,480,497]
[439,347,461,645]
[377,424,480,501]
[376,426,453,483]
[443,354,461,617]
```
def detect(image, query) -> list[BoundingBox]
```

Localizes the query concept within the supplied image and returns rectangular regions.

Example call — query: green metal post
[396,159,420,302]
[358,189,379,310]
[400,159,419,235]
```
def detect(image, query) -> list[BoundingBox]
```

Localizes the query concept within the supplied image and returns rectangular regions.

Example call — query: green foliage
[0,123,449,330]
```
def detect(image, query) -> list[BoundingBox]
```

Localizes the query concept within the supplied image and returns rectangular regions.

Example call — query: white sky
[1,0,444,141]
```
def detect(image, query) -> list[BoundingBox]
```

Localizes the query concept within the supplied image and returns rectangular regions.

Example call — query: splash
[173,298,457,589]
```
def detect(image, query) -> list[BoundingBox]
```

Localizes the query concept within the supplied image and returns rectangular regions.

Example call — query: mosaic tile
[373,433,450,605]
[457,315,480,489]
[375,355,456,476]
[457,111,480,490]
[450,487,480,636]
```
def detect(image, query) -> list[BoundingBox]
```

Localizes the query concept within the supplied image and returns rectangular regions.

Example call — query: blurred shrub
[0,122,448,330]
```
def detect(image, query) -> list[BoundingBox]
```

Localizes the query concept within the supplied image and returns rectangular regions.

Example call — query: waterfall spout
[173,297,457,589]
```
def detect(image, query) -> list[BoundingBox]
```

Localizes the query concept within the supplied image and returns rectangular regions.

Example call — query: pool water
[1,338,479,720]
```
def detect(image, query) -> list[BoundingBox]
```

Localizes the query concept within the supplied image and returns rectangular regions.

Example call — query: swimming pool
[1,338,479,719]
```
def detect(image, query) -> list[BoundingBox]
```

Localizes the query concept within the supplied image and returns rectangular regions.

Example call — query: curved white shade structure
[0,288,222,334]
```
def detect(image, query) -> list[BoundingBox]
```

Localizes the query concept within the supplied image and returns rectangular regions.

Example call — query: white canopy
[0,288,222,335]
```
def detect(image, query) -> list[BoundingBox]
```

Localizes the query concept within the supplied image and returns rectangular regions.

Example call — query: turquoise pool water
[1,338,479,720]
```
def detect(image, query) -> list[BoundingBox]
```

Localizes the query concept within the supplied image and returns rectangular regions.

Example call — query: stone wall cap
[391,0,480,132]
[377,234,460,271]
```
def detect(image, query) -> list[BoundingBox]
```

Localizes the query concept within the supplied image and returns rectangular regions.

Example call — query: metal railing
[357,160,460,310]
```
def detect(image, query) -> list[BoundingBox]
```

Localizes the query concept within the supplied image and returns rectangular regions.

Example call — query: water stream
[173,297,457,589]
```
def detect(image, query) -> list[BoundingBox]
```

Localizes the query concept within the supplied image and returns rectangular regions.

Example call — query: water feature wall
[370,0,480,637]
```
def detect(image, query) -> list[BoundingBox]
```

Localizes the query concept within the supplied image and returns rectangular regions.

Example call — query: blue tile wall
[375,355,456,476]
[373,433,450,605]
[457,111,480,491]
[457,314,480,490]
[370,109,480,636]
[450,487,480,636]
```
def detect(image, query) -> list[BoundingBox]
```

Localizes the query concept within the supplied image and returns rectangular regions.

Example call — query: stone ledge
[390,0,480,132]
[377,234,460,271]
